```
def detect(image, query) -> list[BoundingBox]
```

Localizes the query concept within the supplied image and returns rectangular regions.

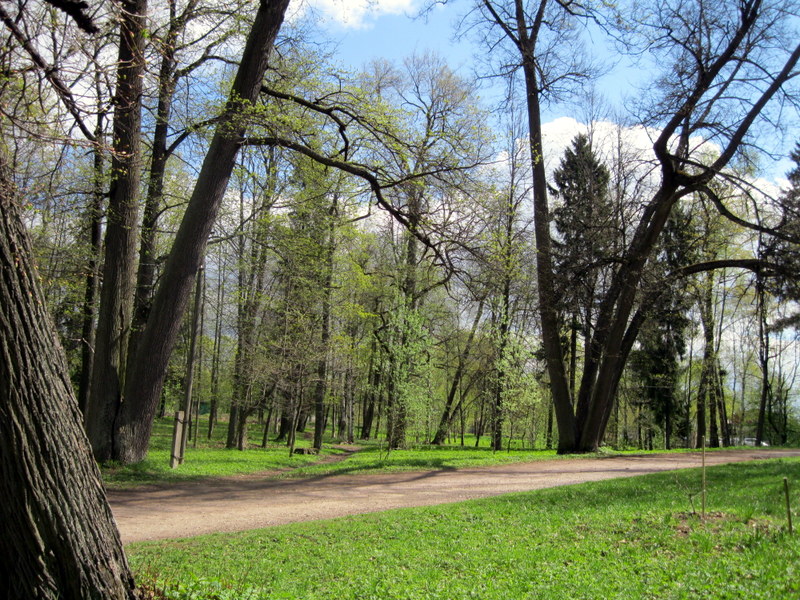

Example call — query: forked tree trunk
[0,161,135,600]
[84,0,148,461]
[115,0,292,464]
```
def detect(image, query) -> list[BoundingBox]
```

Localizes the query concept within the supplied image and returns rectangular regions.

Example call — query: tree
[84,0,149,461]
[629,207,694,449]
[475,0,800,452]
[129,0,247,370]
[226,151,282,450]
[0,4,136,597]
[764,142,800,323]
[113,0,292,464]
[550,133,614,393]
[0,165,135,598]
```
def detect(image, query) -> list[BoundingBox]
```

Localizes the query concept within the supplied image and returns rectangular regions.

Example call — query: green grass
[278,444,558,478]
[101,416,761,489]
[129,458,800,599]
[279,442,738,479]
[101,418,344,488]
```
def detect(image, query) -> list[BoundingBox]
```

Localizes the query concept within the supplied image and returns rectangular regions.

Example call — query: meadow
[126,455,800,599]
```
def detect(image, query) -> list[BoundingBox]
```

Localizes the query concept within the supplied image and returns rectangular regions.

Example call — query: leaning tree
[0,0,137,594]
[474,0,800,451]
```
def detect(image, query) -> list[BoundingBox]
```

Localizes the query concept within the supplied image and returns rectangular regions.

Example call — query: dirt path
[109,448,800,543]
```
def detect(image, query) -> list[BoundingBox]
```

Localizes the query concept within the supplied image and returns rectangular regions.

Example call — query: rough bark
[115,0,291,463]
[85,0,148,461]
[0,160,135,600]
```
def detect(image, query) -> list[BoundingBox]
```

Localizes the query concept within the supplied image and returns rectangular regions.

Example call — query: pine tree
[550,133,614,399]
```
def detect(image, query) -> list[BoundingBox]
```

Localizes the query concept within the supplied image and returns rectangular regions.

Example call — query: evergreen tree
[764,142,800,317]
[550,133,614,399]
[630,207,695,449]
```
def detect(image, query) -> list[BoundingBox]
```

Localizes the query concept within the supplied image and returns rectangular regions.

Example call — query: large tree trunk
[115,0,291,464]
[0,160,135,600]
[518,29,576,452]
[84,0,148,462]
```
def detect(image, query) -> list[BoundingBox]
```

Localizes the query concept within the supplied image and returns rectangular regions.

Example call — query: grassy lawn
[129,458,800,599]
[101,418,343,488]
[101,416,761,489]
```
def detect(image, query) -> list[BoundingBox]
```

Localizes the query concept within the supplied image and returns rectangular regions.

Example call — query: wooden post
[785,477,793,534]
[179,264,204,463]
[170,411,185,469]
[701,435,706,519]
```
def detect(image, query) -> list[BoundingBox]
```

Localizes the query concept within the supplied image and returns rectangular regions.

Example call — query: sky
[289,0,794,186]
[293,0,637,108]
[291,0,477,78]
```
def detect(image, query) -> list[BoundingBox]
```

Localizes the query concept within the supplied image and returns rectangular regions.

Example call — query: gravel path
[108,448,800,543]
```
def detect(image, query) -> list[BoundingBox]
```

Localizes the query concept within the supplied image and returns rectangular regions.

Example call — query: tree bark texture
[0,161,135,600]
[85,0,148,461]
[116,0,291,463]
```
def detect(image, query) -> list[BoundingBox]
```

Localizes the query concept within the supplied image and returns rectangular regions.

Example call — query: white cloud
[289,0,417,29]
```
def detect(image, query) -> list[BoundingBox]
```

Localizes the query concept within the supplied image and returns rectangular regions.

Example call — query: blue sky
[328,4,474,72]
[291,0,794,184]
[298,0,655,128]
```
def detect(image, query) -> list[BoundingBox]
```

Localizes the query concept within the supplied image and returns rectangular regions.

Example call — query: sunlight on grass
[129,458,800,599]
[101,417,341,488]
[102,416,753,489]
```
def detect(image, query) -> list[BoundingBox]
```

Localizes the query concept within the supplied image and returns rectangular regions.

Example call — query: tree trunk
[518,30,576,452]
[208,257,225,440]
[178,265,204,462]
[313,197,337,449]
[115,0,291,464]
[700,277,720,447]
[715,361,730,446]
[77,112,105,414]
[127,14,179,367]
[0,160,136,600]
[360,334,379,440]
[84,0,148,462]
[492,296,509,452]
[432,299,484,445]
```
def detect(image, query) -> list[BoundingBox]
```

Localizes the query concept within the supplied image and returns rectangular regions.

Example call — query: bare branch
[0,4,96,142]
